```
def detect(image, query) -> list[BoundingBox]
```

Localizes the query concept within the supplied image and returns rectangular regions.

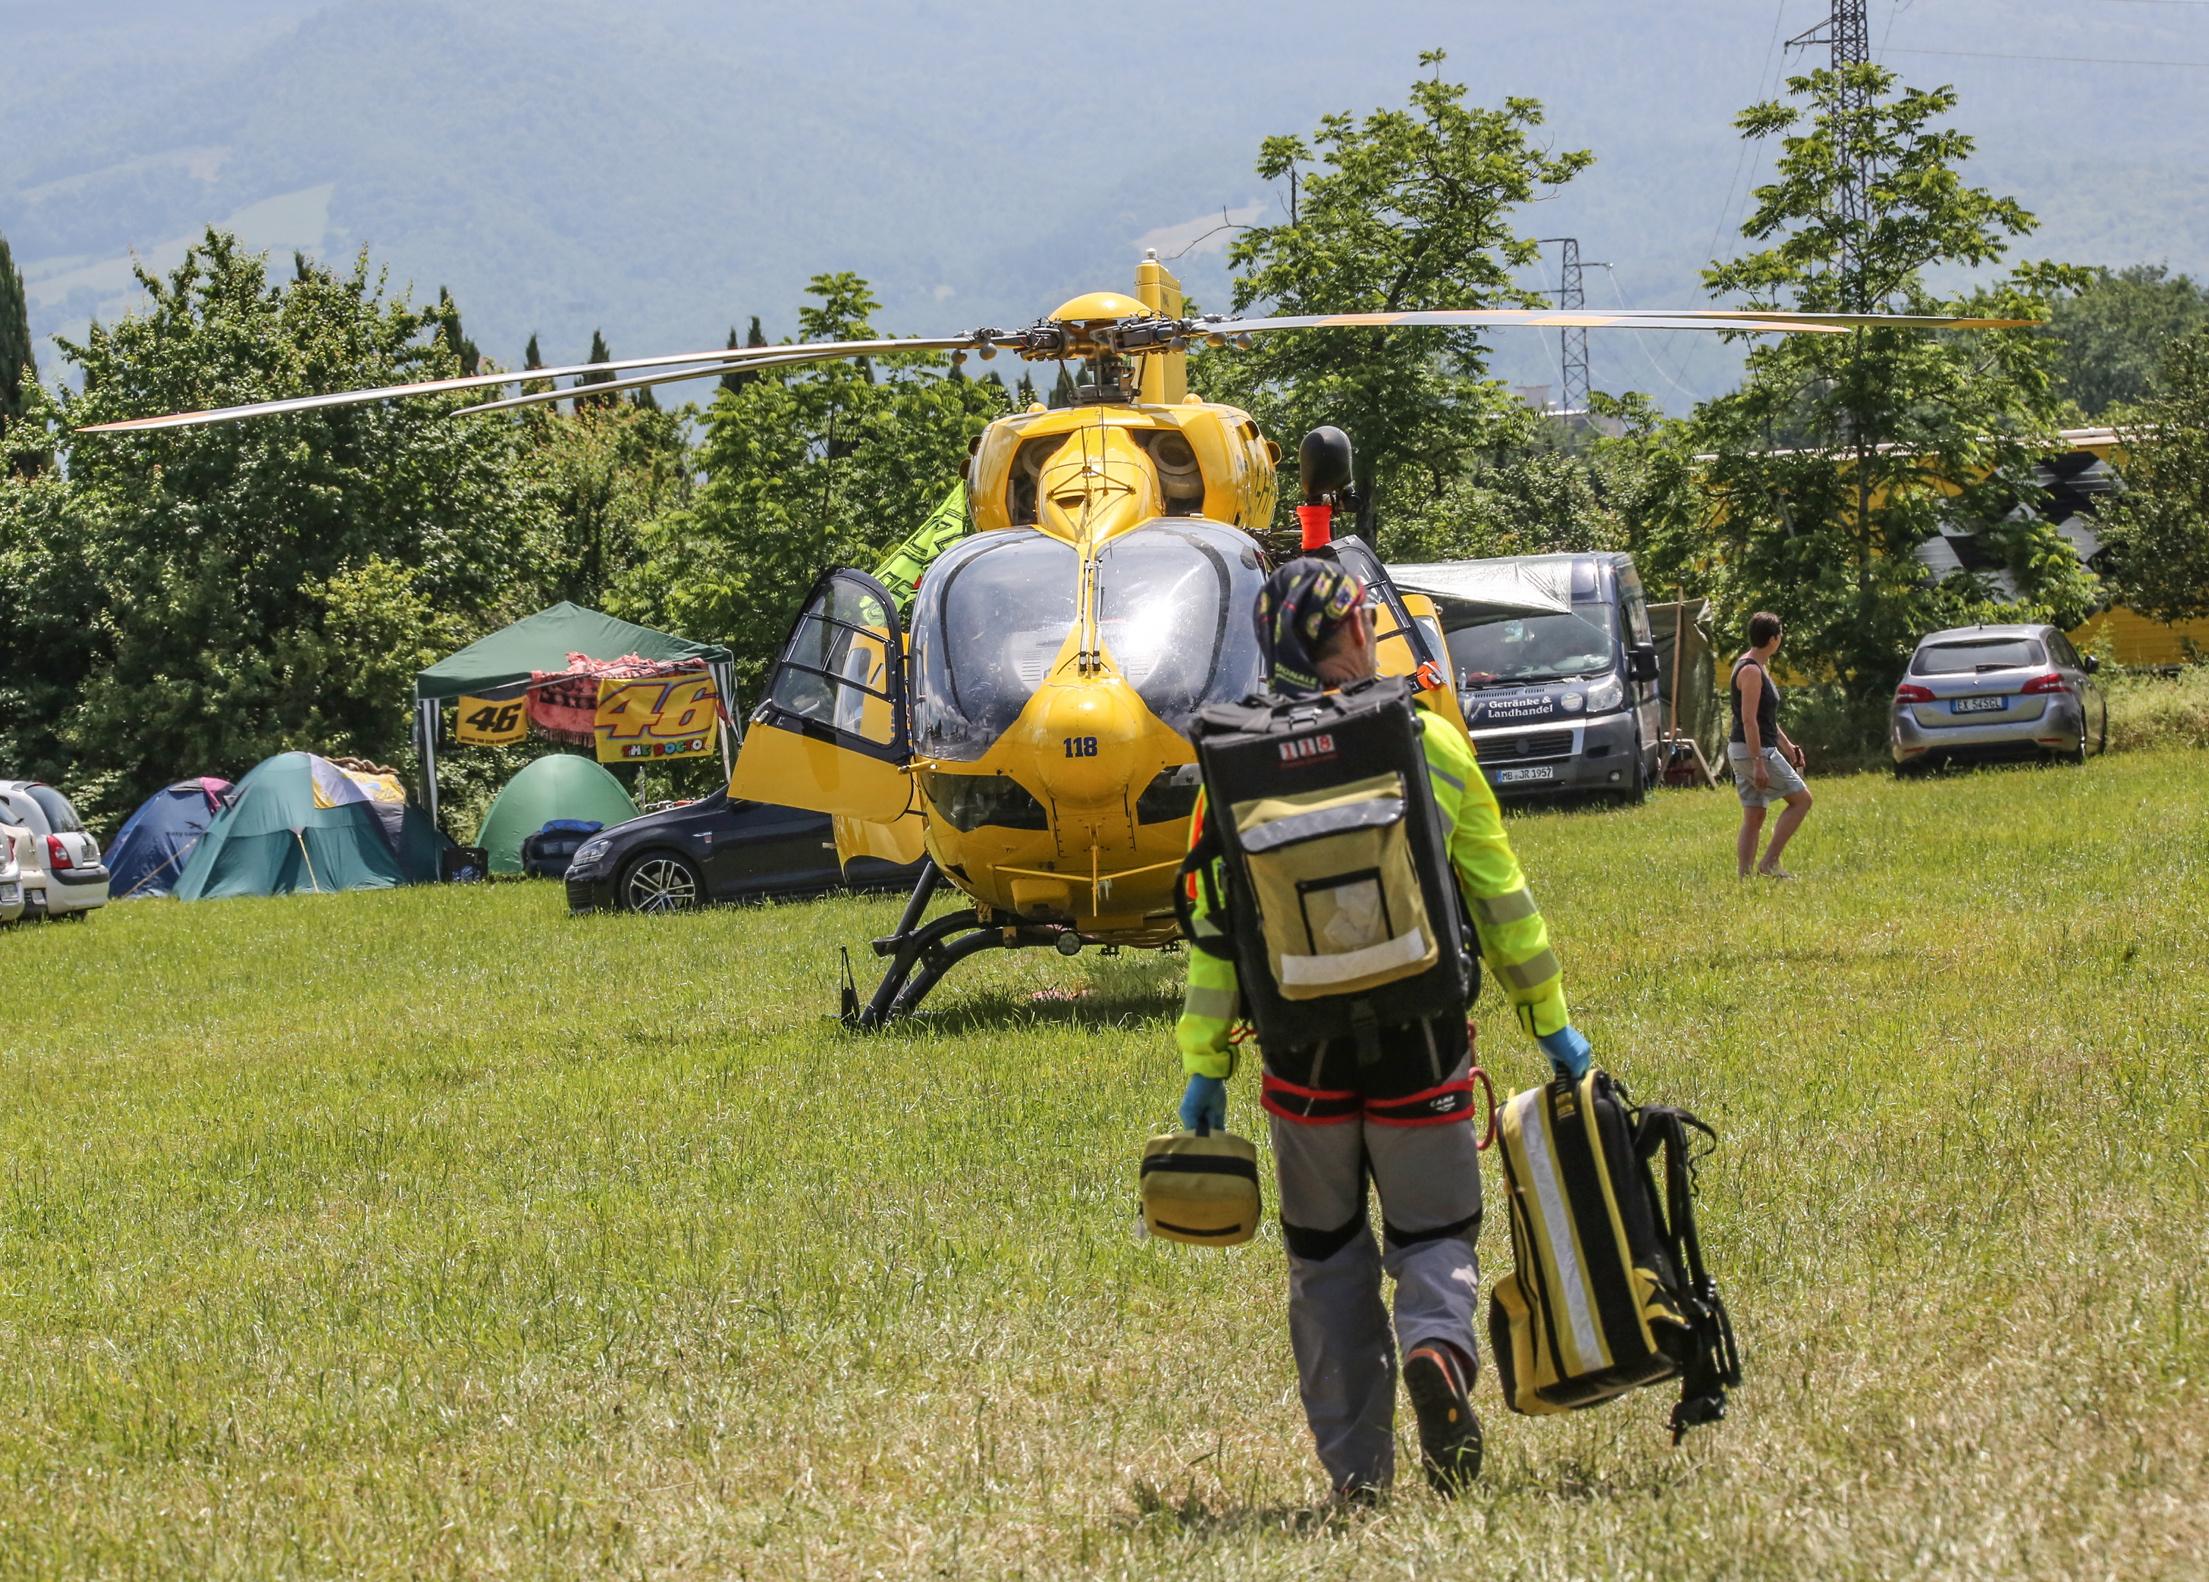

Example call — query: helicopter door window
[767,578,901,749]
[910,530,1080,762]
[1094,520,1267,735]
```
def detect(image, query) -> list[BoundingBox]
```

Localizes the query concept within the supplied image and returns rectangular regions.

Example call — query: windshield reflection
[1096,521,1266,733]
[1446,605,1617,687]
[911,531,1079,762]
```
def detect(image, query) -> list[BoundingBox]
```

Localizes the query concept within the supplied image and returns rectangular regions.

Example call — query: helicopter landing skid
[841,860,1075,1028]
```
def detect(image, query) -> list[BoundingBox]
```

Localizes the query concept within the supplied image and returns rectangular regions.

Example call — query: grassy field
[4,748,2205,1579]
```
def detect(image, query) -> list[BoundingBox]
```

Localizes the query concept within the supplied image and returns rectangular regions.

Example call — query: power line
[1703,2,1795,271]
[1593,265,1708,411]
[1669,1,1793,399]
[1884,45,2209,67]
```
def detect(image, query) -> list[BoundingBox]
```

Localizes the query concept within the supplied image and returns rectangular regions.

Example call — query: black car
[563,793,922,914]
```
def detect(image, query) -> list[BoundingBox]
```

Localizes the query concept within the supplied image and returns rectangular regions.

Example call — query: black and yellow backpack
[1489,1070,1741,1442]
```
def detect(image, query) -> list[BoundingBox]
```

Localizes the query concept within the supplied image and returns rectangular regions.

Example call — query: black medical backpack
[1176,676,1473,1051]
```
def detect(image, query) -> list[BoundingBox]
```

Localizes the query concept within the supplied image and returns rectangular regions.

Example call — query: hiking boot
[1403,1343,1483,1494]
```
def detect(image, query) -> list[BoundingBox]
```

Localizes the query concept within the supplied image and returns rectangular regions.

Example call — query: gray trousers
[1265,1031,1484,1493]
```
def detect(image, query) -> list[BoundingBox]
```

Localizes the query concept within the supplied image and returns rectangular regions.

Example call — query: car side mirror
[1628,645,1660,683]
[2083,654,2100,674]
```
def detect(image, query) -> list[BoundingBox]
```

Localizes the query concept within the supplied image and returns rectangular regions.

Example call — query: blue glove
[1538,1025,1594,1081]
[1180,1074,1228,1135]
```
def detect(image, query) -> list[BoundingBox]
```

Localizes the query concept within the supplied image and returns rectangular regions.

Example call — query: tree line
[3,54,2206,830]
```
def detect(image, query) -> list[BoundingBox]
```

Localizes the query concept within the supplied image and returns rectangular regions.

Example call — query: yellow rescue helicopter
[82,255,2022,1023]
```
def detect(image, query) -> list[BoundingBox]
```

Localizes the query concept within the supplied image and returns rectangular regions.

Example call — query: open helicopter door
[1329,535,1444,676]
[1328,535,1464,722]
[729,570,914,822]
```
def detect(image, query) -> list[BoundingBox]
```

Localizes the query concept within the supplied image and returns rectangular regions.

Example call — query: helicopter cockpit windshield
[911,530,1080,761]
[1095,520,1267,735]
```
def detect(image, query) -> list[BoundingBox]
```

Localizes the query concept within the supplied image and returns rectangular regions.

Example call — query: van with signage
[1388,553,1664,802]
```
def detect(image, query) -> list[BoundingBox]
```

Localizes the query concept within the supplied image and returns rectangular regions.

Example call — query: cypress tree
[719,325,746,395]
[519,331,553,407]
[577,329,615,409]
[1049,365,1077,408]
[720,315,771,396]
[632,383,659,412]
[434,286,481,375]
[0,231,35,433]
[1016,371,1038,406]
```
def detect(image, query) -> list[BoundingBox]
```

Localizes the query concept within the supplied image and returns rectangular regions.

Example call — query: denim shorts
[1726,743,1806,808]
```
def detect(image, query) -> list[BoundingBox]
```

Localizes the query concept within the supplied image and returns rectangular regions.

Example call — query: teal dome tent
[173,754,442,900]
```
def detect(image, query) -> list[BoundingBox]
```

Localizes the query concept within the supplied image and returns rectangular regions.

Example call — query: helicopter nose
[1031,677,1147,806]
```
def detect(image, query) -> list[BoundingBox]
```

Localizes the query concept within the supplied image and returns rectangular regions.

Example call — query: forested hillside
[7,0,2209,406]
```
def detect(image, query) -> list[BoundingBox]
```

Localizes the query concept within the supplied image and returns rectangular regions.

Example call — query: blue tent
[105,777,233,900]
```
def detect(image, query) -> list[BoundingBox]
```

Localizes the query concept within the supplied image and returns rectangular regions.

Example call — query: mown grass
[4,748,2205,1579]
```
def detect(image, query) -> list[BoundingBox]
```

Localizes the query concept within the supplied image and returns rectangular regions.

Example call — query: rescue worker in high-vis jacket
[1175,556,1595,1501]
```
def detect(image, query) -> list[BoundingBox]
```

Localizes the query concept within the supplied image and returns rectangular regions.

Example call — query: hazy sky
[8,1,2207,407]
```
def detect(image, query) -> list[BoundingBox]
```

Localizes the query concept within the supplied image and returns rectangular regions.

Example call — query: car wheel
[621,851,702,914]
[2068,723,2088,767]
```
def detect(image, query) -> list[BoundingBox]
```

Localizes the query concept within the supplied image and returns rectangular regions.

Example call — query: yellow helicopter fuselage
[730,260,1460,956]
[917,389,1279,944]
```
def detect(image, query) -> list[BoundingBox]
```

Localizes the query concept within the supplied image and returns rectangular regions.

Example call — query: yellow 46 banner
[455,694,528,745]
[594,673,721,763]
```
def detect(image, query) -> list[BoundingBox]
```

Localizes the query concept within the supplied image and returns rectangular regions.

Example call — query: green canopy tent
[411,602,736,829]
[173,752,443,900]
[475,755,641,876]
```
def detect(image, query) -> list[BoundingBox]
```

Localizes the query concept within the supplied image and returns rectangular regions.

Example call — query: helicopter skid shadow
[883,979,1183,1036]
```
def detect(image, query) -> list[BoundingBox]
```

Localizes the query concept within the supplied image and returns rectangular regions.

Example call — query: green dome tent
[475,755,640,876]
[173,753,443,900]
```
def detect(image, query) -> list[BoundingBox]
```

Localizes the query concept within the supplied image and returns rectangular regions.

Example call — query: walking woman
[1728,611,1812,878]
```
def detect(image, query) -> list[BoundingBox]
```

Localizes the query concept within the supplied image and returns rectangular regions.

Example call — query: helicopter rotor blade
[75,332,1013,434]
[450,348,831,415]
[1124,307,2034,347]
[1165,309,1854,340]
[1626,308,2037,330]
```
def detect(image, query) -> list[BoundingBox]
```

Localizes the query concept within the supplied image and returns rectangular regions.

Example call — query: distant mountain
[8,0,2208,409]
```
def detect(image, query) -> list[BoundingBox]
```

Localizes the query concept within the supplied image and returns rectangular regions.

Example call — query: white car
[0,824,24,924]
[0,781,109,919]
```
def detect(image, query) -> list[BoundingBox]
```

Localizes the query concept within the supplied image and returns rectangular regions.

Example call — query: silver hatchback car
[1891,623,2108,772]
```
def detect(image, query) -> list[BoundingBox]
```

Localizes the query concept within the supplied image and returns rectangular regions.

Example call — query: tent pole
[1668,584,1686,749]
[714,659,737,780]
[418,698,441,830]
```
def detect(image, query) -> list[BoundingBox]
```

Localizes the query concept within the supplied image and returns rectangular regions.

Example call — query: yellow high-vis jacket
[1176,712,1569,1078]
